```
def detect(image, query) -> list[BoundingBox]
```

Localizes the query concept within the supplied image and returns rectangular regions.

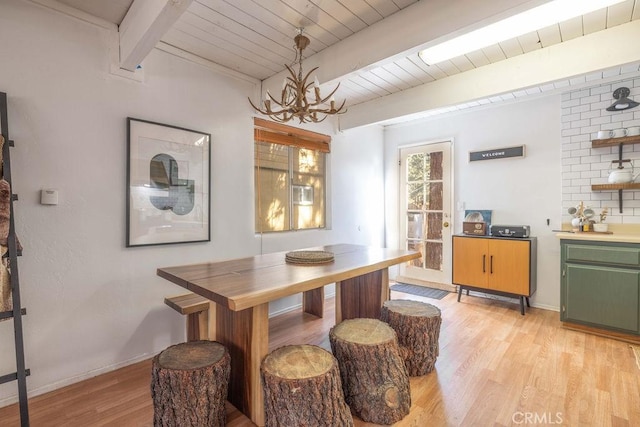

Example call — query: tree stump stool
[151,340,230,427]
[329,318,410,425]
[261,344,353,427]
[380,299,442,376]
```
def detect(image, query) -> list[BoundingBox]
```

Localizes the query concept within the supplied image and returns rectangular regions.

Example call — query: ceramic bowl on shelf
[593,223,608,232]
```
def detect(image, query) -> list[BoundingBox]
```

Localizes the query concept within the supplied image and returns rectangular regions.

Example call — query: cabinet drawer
[565,244,640,267]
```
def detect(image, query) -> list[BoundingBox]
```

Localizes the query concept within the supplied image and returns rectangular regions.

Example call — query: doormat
[632,345,640,371]
[390,283,449,300]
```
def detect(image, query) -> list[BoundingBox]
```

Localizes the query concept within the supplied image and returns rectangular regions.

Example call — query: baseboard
[529,302,559,312]
[562,321,640,345]
[0,352,156,408]
[393,276,457,292]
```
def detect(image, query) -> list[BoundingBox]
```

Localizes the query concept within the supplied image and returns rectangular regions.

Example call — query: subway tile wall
[561,73,640,224]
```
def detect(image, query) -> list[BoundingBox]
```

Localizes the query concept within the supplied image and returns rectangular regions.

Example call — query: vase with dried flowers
[594,207,609,232]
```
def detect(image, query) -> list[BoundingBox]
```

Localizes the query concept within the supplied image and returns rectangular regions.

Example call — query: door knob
[443,222,449,227]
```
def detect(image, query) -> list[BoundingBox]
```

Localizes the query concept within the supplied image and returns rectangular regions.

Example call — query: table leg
[336,268,389,323]
[207,302,217,340]
[210,302,269,426]
[302,287,324,318]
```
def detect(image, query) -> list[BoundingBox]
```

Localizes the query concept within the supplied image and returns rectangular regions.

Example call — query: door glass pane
[407,213,423,239]
[407,241,424,267]
[427,182,442,210]
[426,212,442,240]
[404,149,445,273]
[407,153,425,181]
[424,242,442,270]
[428,152,443,180]
[407,183,424,210]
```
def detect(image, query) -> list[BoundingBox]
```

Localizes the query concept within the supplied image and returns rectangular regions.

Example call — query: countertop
[556,223,640,243]
[555,232,640,243]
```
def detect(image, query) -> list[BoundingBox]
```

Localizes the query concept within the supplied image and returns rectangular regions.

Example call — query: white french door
[398,141,454,288]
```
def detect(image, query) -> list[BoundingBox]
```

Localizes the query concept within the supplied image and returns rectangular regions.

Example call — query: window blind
[253,117,331,153]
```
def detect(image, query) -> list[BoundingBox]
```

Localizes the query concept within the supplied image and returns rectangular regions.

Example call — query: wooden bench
[164,293,210,342]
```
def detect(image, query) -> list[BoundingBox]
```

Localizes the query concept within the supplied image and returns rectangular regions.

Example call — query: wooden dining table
[157,243,420,426]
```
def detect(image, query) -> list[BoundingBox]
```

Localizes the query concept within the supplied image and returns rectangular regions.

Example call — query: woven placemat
[285,250,335,265]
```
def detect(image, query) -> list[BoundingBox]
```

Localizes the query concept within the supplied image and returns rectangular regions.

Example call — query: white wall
[384,96,563,310]
[0,0,384,404]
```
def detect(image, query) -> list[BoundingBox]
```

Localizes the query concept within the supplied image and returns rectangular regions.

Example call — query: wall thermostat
[41,189,58,205]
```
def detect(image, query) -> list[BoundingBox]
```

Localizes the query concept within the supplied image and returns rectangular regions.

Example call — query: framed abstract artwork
[126,118,211,247]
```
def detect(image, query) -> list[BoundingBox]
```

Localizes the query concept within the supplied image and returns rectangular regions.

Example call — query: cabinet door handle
[490,255,493,274]
[482,254,486,273]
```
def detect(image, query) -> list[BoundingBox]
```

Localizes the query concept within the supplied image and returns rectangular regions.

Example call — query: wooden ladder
[0,91,30,426]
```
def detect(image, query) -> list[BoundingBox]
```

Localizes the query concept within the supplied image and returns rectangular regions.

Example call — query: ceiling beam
[338,19,640,130]
[262,0,545,90]
[118,0,193,72]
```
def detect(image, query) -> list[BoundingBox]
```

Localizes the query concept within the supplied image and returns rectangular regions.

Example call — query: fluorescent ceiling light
[419,0,626,65]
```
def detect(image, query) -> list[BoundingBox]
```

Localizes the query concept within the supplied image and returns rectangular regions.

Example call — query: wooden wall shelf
[591,135,640,213]
[591,183,640,190]
[592,135,640,148]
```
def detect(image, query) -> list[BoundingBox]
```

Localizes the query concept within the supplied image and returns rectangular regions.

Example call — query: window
[254,118,329,232]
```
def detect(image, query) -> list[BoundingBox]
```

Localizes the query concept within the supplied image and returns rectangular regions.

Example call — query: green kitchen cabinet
[560,239,640,334]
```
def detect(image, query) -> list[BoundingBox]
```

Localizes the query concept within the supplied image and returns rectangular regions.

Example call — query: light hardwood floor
[1,290,639,426]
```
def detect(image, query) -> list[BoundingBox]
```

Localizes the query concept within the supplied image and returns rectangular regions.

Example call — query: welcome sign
[469,145,525,162]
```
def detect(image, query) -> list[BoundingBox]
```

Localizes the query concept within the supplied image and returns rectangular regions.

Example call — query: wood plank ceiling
[41,0,640,126]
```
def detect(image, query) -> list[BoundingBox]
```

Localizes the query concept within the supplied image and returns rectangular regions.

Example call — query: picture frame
[126,118,211,247]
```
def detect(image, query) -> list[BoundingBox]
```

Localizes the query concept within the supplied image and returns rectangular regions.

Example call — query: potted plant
[593,207,608,232]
